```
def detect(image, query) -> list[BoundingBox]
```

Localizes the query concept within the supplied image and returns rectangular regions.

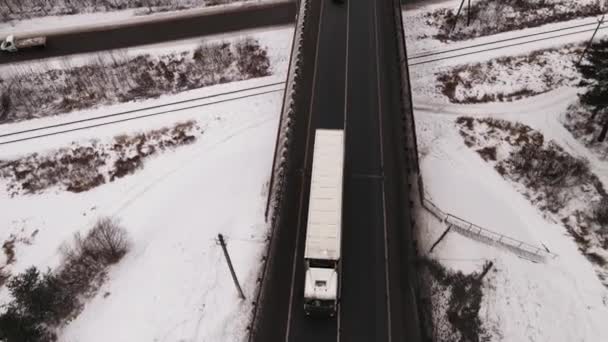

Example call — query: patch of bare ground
[456,116,608,285]
[427,0,604,42]
[563,101,608,160]
[0,120,201,196]
[0,38,270,124]
[437,45,581,103]
[420,257,494,342]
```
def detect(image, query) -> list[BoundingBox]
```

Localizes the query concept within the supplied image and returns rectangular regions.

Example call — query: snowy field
[404,0,606,46]
[0,79,282,342]
[0,25,292,124]
[406,1,608,340]
[0,25,291,341]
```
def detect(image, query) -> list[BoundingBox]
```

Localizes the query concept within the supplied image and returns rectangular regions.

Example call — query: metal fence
[392,0,420,175]
[249,0,310,339]
[421,197,557,262]
[264,0,308,223]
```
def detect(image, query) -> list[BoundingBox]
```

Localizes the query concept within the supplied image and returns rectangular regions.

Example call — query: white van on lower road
[1,35,47,53]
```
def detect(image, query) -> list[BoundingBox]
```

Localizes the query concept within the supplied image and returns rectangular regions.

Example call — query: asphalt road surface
[0,1,295,65]
[253,0,422,341]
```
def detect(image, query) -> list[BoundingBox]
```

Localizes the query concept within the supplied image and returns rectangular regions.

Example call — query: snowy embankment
[406,1,608,341]
[0,0,284,38]
[0,89,282,342]
[0,26,291,341]
[0,26,292,125]
[404,0,605,47]
[415,104,608,342]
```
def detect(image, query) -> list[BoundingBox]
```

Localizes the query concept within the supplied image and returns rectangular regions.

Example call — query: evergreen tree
[577,38,608,142]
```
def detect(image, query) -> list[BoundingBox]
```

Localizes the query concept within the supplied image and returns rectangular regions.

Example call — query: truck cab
[304,260,339,316]
[1,35,46,53]
[0,35,17,52]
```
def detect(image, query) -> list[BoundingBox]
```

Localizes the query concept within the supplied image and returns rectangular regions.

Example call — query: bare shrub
[476,146,497,161]
[60,217,130,274]
[58,217,131,309]
[0,40,269,124]
[596,198,608,226]
[0,218,131,342]
[235,38,271,78]
[2,239,16,265]
[0,121,200,195]
[432,0,603,41]
[507,141,591,188]
[85,217,130,264]
[437,45,580,103]
[421,257,493,342]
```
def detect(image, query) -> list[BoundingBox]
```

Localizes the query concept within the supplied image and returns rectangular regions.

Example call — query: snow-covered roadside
[1,24,292,75]
[0,0,285,38]
[0,23,292,340]
[406,1,608,340]
[0,87,281,341]
[403,0,606,52]
[415,111,608,341]
[0,25,292,125]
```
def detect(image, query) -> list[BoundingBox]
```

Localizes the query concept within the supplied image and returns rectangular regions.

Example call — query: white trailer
[303,129,344,317]
[1,35,46,53]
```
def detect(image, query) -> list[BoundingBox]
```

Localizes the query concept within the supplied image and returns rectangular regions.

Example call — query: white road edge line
[373,0,393,341]
[338,0,351,339]
[284,0,325,340]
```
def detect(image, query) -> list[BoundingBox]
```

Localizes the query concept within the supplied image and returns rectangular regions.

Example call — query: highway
[252,0,422,341]
[0,0,295,65]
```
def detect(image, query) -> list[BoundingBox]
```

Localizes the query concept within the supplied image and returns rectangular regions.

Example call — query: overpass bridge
[252,0,424,341]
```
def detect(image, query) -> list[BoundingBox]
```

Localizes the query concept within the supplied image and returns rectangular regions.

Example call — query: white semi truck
[1,35,46,53]
[303,129,344,317]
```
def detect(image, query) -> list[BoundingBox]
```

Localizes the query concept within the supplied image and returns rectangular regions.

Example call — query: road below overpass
[253,0,422,341]
[0,0,295,65]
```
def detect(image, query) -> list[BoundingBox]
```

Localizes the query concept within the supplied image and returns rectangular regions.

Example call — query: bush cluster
[432,0,603,41]
[0,121,199,195]
[0,218,130,342]
[0,39,270,124]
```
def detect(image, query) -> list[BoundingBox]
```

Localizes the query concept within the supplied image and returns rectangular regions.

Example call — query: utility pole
[467,0,472,27]
[578,15,605,66]
[450,0,467,33]
[217,234,246,300]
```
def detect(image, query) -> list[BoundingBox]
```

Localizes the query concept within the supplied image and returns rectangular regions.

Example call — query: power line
[0,81,285,139]
[408,22,608,66]
[0,88,283,145]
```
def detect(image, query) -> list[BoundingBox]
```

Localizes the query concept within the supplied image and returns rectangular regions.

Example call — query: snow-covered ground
[0,84,281,342]
[0,25,290,341]
[406,1,608,340]
[403,0,606,47]
[415,91,608,341]
[0,25,292,124]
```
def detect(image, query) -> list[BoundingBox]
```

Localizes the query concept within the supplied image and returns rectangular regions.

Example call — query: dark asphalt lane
[284,0,347,340]
[253,0,422,341]
[0,1,295,65]
[340,0,389,340]
[249,0,322,341]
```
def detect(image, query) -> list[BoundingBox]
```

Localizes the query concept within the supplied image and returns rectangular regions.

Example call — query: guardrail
[421,196,557,262]
[250,0,309,339]
[264,0,307,223]
[392,0,420,175]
